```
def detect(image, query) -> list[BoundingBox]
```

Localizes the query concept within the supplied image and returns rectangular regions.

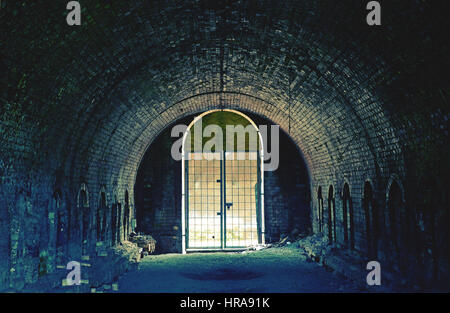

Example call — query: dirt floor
[116,246,368,292]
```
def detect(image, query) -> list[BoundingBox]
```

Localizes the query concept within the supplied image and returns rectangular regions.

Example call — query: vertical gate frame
[181,109,266,254]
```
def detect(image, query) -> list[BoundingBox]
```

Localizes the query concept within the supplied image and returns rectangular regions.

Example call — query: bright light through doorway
[186,151,260,249]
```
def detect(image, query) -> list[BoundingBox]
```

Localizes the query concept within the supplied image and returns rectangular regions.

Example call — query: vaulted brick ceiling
[1,1,448,200]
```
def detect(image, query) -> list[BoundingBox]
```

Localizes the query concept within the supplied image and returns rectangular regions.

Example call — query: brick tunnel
[0,1,449,293]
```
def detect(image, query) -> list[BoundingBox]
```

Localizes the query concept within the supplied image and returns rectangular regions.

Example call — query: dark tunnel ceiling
[0,0,449,191]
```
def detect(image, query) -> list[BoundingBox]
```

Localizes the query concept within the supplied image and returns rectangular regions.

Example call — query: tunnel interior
[0,0,449,292]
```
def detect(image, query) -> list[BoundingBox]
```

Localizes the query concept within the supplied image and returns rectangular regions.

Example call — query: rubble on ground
[128,233,157,257]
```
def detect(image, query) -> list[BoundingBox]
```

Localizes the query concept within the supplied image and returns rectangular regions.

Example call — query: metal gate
[185,151,263,250]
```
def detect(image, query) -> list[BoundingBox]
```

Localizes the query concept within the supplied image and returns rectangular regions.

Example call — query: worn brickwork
[135,123,183,253]
[0,0,449,290]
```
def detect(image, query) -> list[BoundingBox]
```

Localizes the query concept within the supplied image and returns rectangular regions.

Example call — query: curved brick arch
[85,85,396,200]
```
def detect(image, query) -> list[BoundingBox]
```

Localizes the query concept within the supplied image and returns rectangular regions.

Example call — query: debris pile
[242,244,272,253]
[129,233,157,257]
[272,229,310,248]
